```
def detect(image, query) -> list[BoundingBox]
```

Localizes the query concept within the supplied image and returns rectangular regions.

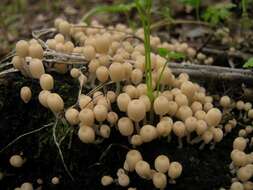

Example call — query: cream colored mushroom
[78,126,95,144]
[40,74,54,90]
[47,93,64,113]
[20,86,32,103]
[154,155,170,173]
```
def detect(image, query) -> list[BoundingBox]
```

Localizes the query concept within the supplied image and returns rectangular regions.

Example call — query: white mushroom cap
[154,155,170,173]
[79,108,94,126]
[65,108,79,125]
[185,116,197,133]
[29,43,44,59]
[117,93,131,112]
[153,96,169,116]
[118,174,130,187]
[125,150,143,172]
[135,160,151,179]
[20,182,33,190]
[109,62,124,82]
[130,135,143,146]
[101,175,113,186]
[78,126,95,144]
[51,176,60,185]
[93,104,108,122]
[205,108,222,127]
[152,172,167,189]
[172,121,186,138]
[29,59,45,79]
[233,137,247,151]
[127,99,146,122]
[20,86,32,103]
[237,165,253,182]
[156,120,172,137]
[100,125,111,138]
[140,125,158,143]
[168,162,183,179]
[118,117,134,136]
[9,155,24,168]
[231,150,247,167]
[230,182,244,190]
[47,93,64,113]
[40,74,54,90]
[79,95,93,109]
[16,40,29,57]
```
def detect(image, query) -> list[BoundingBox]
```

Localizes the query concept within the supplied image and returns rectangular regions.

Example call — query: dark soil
[0,73,243,190]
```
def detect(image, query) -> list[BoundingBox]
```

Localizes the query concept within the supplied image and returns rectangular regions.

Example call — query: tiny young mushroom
[233,137,248,151]
[172,121,186,148]
[125,150,143,172]
[140,125,158,143]
[78,125,95,144]
[20,86,32,103]
[93,104,108,122]
[127,99,146,132]
[79,108,95,126]
[135,160,151,179]
[99,124,111,138]
[40,74,54,90]
[101,175,114,186]
[168,162,183,183]
[9,155,25,168]
[154,155,170,173]
[65,108,79,125]
[184,116,197,142]
[118,173,130,187]
[20,182,33,190]
[107,111,118,127]
[117,93,131,112]
[118,117,134,137]
[130,134,143,146]
[29,43,44,59]
[152,172,167,189]
[153,96,169,119]
[29,59,45,79]
[109,62,125,94]
[51,176,60,185]
[15,40,29,57]
[47,93,64,113]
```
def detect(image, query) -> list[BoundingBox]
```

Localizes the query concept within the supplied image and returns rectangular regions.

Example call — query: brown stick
[169,62,253,83]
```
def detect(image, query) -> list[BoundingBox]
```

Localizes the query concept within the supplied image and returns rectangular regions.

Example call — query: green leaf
[178,0,200,7]
[158,48,186,61]
[81,3,136,22]
[243,58,253,68]
[202,3,236,25]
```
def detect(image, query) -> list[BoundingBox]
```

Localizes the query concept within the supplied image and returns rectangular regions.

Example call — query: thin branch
[52,118,74,181]
[0,122,54,154]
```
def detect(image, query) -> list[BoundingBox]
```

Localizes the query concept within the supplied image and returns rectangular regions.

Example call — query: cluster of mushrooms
[7,18,253,189]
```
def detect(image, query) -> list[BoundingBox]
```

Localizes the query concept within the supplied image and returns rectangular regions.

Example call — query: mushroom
[16,40,29,57]
[118,174,130,187]
[156,120,172,137]
[107,111,118,127]
[131,69,143,85]
[152,172,167,189]
[20,182,33,190]
[153,96,169,118]
[40,74,54,90]
[109,62,124,94]
[230,182,244,190]
[47,93,64,113]
[125,150,143,172]
[9,155,24,168]
[70,68,80,78]
[96,66,109,83]
[176,106,193,121]
[101,175,114,186]
[127,100,146,131]
[118,117,134,136]
[168,162,183,182]
[100,124,111,138]
[220,95,231,109]
[93,104,108,122]
[20,86,32,103]
[65,108,79,125]
[79,95,93,109]
[185,116,197,142]
[135,160,151,179]
[78,126,95,144]
[51,176,60,185]
[233,137,247,151]
[130,135,143,146]
[79,108,95,126]
[140,125,157,143]
[117,93,131,112]
[29,43,44,59]
[237,164,253,182]
[172,121,186,148]
[29,59,45,79]
[154,155,170,173]
[205,108,222,127]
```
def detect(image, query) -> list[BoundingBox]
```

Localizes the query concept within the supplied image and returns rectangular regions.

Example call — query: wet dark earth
[0,73,245,190]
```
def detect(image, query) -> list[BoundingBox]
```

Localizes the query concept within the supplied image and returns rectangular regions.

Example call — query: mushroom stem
[178,138,183,149]
[199,142,206,150]
[167,134,172,143]
[116,81,121,95]
[135,122,140,134]
[168,179,176,184]
[186,133,191,143]
[89,75,96,88]
[210,143,216,150]
[190,136,202,144]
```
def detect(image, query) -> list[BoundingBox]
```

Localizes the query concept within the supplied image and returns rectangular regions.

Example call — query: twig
[99,143,130,162]
[0,122,54,154]
[52,118,74,181]
[168,62,253,83]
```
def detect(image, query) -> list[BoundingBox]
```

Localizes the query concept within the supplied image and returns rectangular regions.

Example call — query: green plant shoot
[202,3,235,26]
[135,0,154,102]
[243,58,253,68]
[178,0,201,20]
[81,2,136,22]
[156,48,186,94]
